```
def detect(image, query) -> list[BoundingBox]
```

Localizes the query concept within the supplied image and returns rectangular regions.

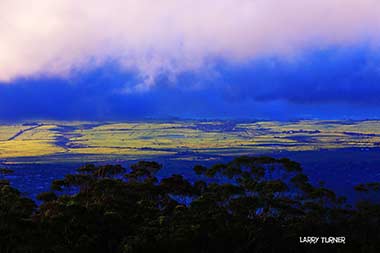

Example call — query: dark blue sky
[1,46,380,121]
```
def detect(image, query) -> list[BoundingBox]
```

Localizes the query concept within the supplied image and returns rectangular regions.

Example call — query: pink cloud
[0,0,380,89]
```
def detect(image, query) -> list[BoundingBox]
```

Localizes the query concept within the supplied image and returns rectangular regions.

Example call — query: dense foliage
[1,156,380,252]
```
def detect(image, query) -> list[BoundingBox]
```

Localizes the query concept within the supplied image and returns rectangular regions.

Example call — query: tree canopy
[1,156,380,252]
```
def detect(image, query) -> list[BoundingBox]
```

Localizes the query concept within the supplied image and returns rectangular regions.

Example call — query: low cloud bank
[1,0,380,89]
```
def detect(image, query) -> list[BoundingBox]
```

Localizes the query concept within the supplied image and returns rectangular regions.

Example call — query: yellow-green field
[1,120,380,161]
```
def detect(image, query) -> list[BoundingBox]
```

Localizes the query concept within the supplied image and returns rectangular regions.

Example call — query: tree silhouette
[1,156,380,252]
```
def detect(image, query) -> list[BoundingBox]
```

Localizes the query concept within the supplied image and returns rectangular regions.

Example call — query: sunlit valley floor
[1,120,380,199]
[2,120,380,161]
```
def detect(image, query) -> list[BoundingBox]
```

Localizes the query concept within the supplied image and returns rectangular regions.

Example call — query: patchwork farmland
[1,120,380,163]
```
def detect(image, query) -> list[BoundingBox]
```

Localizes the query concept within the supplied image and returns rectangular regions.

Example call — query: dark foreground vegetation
[1,156,380,253]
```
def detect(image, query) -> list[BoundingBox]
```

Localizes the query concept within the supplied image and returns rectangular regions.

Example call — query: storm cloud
[1,0,380,90]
